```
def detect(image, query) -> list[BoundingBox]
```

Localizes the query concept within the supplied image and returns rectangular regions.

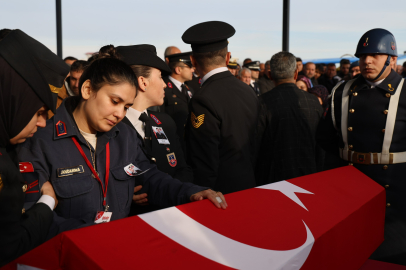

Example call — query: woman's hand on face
[41,181,58,209]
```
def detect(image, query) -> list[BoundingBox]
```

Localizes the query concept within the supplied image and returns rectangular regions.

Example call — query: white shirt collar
[200,67,228,85]
[366,78,385,88]
[168,76,183,91]
[64,80,75,97]
[126,108,148,139]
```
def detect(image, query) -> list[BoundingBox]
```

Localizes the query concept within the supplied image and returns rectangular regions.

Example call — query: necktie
[181,84,190,101]
[139,112,152,152]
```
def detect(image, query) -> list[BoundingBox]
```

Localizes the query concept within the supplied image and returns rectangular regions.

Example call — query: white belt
[339,148,406,164]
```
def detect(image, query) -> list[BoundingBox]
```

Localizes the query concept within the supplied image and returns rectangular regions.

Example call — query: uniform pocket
[52,173,94,198]
[110,166,134,211]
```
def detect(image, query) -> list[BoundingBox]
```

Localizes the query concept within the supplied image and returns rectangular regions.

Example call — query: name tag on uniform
[57,165,85,177]
[152,126,170,145]
[94,211,112,223]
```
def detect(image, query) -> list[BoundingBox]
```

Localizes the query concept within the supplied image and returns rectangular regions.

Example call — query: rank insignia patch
[150,114,161,125]
[199,78,202,84]
[166,152,177,167]
[167,82,173,88]
[56,120,67,136]
[191,112,205,128]
[391,42,396,50]
[388,84,394,91]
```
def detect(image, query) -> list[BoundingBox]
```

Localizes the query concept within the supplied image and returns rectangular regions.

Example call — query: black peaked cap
[0,29,70,113]
[167,52,193,67]
[182,21,235,53]
[243,61,261,70]
[116,44,171,74]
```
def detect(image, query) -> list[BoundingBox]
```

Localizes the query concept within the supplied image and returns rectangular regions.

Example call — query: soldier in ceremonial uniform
[243,61,261,96]
[0,29,60,267]
[161,52,195,149]
[227,57,239,76]
[317,28,406,265]
[182,21,259,194]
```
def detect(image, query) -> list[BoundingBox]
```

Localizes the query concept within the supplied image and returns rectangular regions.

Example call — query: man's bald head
[164,46,181,64]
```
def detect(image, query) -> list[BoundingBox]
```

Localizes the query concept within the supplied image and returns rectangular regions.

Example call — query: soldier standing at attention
[317,28,406,265]
[182,21,259,194]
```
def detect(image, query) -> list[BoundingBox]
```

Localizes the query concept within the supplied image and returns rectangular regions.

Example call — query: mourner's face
[296,80,308,92]
[359,54,396,81]
[296,61,303,72]
[251,70,259,80]
[240,70,251,85]
[228,67,237,76]
[304,64,316,79]
[340,64,350,75]
[83,81,135,133]
[351,66,361,78]
[326,66,337,79]
[145,68,166,106]
[69,70,83,96]
[179,64,194,82]
[10,106,47,144]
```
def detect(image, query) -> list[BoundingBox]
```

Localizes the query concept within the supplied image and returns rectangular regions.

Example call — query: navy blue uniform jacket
[18,97,206,232]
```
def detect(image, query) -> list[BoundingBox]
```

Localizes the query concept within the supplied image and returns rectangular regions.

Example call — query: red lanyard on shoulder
[71,137,110,209]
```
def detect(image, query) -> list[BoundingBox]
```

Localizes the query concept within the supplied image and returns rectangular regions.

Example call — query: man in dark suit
[182,21,259,194]
[243,61,261,96]
[258,60,275,95]
[256,51,324,185]
[318,63,341,93]
[161,52,195,151]
[303,62,319,87]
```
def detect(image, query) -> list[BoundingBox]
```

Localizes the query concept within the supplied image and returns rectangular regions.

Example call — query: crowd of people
[1,22,406,267]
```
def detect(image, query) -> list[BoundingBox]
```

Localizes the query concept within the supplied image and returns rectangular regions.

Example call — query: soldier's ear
[225,52,231,65]
[81,79,92,100]
[175,66,182,75]
[293,69,299,81]
[190,55,197,69]
[138,76,148,92]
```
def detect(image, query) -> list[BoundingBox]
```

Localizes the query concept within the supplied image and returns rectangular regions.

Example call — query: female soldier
[0,31,61,266]
[18,48,227,236]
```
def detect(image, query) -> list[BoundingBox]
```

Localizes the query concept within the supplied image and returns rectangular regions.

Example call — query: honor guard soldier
[161,52,195,150]
[243,61,261,96]
[182,21,259,194]
[227,57,239,76]
[317,28,406,265]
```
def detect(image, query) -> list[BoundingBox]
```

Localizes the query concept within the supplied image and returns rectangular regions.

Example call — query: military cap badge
[191,112,205,128]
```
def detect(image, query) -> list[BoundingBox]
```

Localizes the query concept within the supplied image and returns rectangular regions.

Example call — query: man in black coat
[255,52,324,185]
[258,60,275,95]
[317,29,406,265]
[318,63,341,93]
[161,52,195,151]
[182,21,259,194]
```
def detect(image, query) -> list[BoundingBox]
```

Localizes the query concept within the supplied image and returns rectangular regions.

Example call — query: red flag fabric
[3,166,386,270]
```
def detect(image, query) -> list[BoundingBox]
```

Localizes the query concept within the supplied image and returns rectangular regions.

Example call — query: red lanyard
[71,137,110,207]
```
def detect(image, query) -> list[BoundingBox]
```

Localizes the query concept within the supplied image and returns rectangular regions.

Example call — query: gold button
[386,93,391,98]
[382,129,385,133]
[349,145,353,149]
[349,163,353,166]
[22,184,27,192]
[151,157,156,162]
[383,110,388,115]
[383,165,388,170]
[385,185,389,188]
[386,203,391,207]
[353,92,358,96]
[349,109,355,113]
[175,102,177,105]
[22,208,25,214]
[348,127,353,131]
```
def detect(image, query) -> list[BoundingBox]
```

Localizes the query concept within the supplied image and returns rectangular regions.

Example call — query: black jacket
[316,70,406,265]
[185,70,259,194]
[255,83,324,185]
[0,147,53,267]
[318,74,341,93]
[258,74,275,95]
[161,77,194,151]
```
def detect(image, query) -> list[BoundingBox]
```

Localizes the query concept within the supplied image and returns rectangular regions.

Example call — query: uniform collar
[168,76,183,90]
[351,70,402,95]
[200,67,228,85]
[53,97,120,142]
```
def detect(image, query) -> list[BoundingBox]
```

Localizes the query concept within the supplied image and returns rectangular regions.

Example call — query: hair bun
[95,45,119,60]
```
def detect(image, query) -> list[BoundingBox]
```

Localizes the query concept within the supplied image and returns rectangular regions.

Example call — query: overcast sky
[2,0,406,64]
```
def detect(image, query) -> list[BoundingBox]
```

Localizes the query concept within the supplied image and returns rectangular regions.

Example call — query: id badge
[152,126,170,145]
[94,211,112,224]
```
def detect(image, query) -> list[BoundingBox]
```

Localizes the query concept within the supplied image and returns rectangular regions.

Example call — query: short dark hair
[316,64,323,71]
[192,47,228,68]
[70,60,88,73]
[0,28,12,41]
[296,57,302,63]
[402,61,406,68]
[78,46,137,98]
[340,59,350,66]
[327,63,336,68]
[64,56,78,62]
[168,61,183,73]
[243,58,252,65]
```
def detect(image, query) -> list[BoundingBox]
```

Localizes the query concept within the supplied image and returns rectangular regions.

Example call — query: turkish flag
[3,166,385,270]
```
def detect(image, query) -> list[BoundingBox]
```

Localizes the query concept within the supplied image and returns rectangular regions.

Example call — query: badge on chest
[94,211,112,223]
[152,126,170,145]
[57,165,85,177]
[166,152,177,167]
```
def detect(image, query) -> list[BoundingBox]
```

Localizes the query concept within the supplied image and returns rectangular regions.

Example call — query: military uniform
[18,98,206,234]
[186,74,201,91]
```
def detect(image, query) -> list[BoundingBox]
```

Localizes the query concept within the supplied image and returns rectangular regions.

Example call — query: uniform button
[348,127,353,131]
[386,93,391,98]
[353,92,358,96]
[22,184,27,192]
[383,165,388,170]
[382,129,385,133]
[386,203,391,207]
[175,102,177,105]
[349,145,353,150]
[349,163,353,166]
[385,185,390,188]
[383,110,388,115]
[151,157,156,162]
[349,109,355,113]
[22,208,25,214]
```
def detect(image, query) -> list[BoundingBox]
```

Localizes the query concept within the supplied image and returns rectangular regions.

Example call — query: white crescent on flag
[140,180,315,270]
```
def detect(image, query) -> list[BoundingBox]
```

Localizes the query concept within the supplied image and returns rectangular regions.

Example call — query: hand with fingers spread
[190,189,227,209]
[133,185,149,206]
